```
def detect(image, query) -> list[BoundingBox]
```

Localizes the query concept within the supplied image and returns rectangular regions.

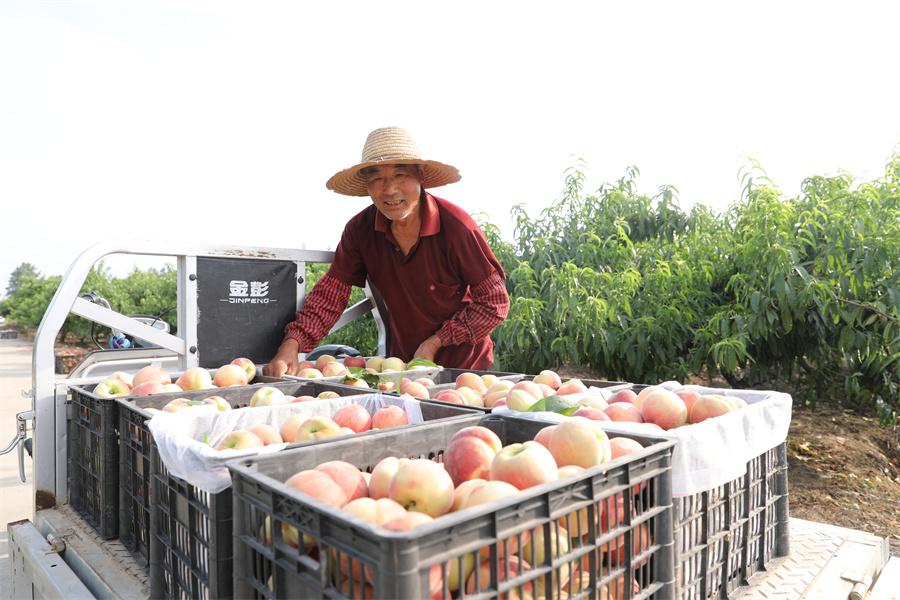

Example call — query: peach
[249,424,283,445]
[381,357,406,372]
[522,525,570,595]
[445,436,498,486]
[548,418,612,468]
[295,416,343,442]
[382,511,434,531]
[723,394,748,409]
[109,371,134,386]
[455,387,485,407]
[607,388,639,405]
[455,372,487,394]
[490,441,559,490]
[279,415,309,443]
[465,557,533,599]
[321,361,349,377]
[400,380,430,399]
[534,425,557,449]
[480,374,500,389]
[557,378,588,395]
[675,388,702,413]
[162,398,197,413]
[642,389,688,430]
[415,377,435,387]
[451,479,487,512]
[556,466,590,535]
[343,497,407,526]
[297,360,316,370]
[231,357,256,382]
[343,355,367,369]
[215,430,264,451]
[213,364,248,387]
[506,389,539,411]
[369,457,409,499]
[297,368,324,379]
[130,382,167,396]
[93,378,132,398]
[604,402,644,423]
[132,365,171,387]
[535,383,555,398]
[315,354,337,371]
[609,437,644,459]
[372,406,408,429]
[689,394,734,424]
[202,395,231,411]
[579,396,609,410]
[510,380,543,399]
[285,469,348,507]
[291,395,316,402]
[440,553,477,594]
[377,381,396,392]
[450,426,502,452]
[176,367,214,391]
[160,383,183,393]
[572,406,611,421]
[317,391,341,399]
[461,481,527,557]
[249,386,287,407]
[333,404,373,432]
[634,385,660,410]
[365,356,385,371]
[433,389,466,405]
[389,459,454,517]
[315,461,368,503]
[533,369,562,390]
[343,377,370,388]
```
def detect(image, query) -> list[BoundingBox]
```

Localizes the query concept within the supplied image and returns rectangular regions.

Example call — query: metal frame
[29,240,387,506]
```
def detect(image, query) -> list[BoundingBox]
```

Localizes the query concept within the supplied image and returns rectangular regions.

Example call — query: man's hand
[263,339,301,377]
[413,334,442,362]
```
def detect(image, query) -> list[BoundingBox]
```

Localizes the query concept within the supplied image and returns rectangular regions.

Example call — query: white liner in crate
[148,393,425,494]
[493,381,792,497]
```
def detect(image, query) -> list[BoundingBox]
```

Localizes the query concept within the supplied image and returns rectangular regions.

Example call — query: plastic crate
[148,395,482,600]
[673,443,789,600]
[228,414,677,600]
[117,380,361,569]
[67,375,286,541]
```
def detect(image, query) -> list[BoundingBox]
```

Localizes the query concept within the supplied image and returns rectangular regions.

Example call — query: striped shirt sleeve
[283,274,352,352]
[436,271,510,347]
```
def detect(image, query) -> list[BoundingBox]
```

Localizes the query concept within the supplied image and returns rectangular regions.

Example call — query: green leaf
[405,358,439,369]
[527,394,583,414]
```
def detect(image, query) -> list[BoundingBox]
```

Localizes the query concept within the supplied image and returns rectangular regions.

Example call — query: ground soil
[557,365,900,556]
[787,406,900,555]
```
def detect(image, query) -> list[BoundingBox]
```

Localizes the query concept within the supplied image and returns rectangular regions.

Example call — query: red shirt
[284,192,509,369]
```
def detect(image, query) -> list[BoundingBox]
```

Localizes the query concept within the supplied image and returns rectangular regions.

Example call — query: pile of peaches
[91,358,258,398]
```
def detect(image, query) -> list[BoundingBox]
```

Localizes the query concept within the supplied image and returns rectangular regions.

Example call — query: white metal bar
[177,256,199,370]
[329,297,375,333]
[71,298,186,354]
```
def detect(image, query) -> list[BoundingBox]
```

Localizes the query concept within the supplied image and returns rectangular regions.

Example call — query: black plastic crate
[117,379,350,569]
[228,414,677,599]
[147,394,482,600]
[673,443,789,600]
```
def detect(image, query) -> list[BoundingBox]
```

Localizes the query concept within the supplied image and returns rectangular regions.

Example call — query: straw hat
[326,127,461,197]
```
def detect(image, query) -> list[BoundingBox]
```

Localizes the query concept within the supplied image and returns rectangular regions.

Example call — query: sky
[1,0,899,297]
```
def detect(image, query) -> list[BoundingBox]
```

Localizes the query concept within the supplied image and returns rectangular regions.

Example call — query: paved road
[0,339,34,600]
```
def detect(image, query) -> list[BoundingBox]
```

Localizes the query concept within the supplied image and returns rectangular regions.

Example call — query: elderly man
[264,127,510,375]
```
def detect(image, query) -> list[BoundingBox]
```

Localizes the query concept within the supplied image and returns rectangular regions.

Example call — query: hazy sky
[2,1,899,297]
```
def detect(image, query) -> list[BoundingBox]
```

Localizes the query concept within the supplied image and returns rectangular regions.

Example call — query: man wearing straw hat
[265,127,510,374]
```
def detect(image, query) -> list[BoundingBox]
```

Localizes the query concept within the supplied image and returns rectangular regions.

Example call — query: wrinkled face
[362,164,423,223]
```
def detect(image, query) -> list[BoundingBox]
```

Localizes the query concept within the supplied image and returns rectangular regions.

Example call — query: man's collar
[373,191,441,236]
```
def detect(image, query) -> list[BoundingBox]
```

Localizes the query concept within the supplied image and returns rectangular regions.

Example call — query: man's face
[363,164,423,223]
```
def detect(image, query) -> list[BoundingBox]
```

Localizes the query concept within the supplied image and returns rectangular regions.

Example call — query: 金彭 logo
[221,280,276,304]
